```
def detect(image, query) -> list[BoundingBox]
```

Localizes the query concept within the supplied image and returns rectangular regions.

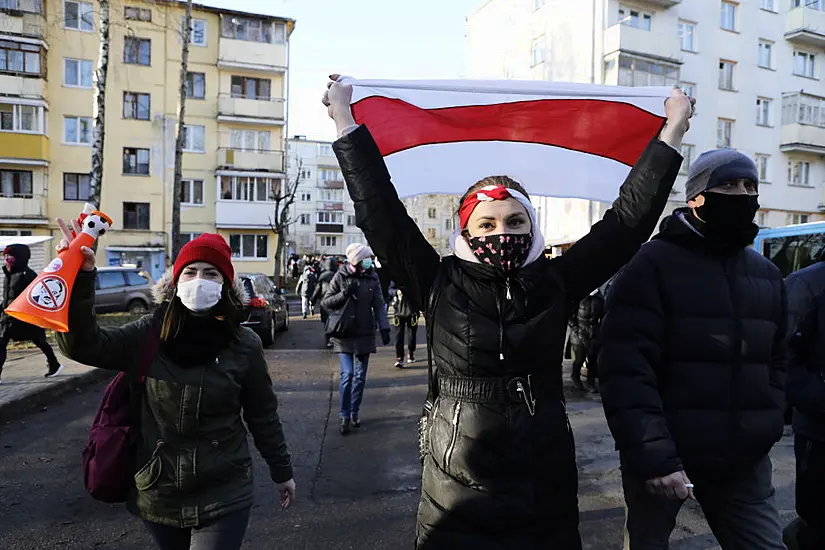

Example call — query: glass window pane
[256,179,267,201]
[194,180,203,204]
[65,117,77,142]
[242,234,255,257]
[81,60,93,87]
[229,235,241,257]
[65,1,79,28]
[256,235,267,258]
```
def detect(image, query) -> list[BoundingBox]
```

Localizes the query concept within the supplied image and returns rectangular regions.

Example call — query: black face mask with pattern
[467,234,532,275]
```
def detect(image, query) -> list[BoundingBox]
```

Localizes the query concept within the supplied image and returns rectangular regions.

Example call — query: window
[679,82,695,99]
[299,169,311,180]
[788,160,812,186]
[64,116,92,144]
[318,212,343,224]
[230,76,271,100]
[124,6,151,21]
[427,207,437,219]
[300,192,311,202]
[221,16,278,43]
[124,37,150,66]
[97,271,125,290]
[319,144,333,156]
[787,213,810,225]
[720,1,736,31]
[229,129,271,153]
[754,154,771,183]
[219,175,276,202]
[182,125,205,153]
[0,230,33,236]
[782,93,825,127]
[717,118,733,148]
[718,60,735,90]
[618,56,679,87]
[531,36,545,66]
[181,179,204,205]
[125,271,150,286]
[679,144,694,175]
[123,92,150,120]
[761,0,776,11]
[183,17,207,46]
[347,215,356,226]
[792,0,824,8]
[63,173,91,201]
[298,214,311,225]
[678,21,696,52]
[229,234,268,259]
[64,58,93,87]
[0,103,42,133]
[182,232,203,244]
[64,0,93,31]
[793,51,816,78]
[758,211,767,227]
[123,202,150,230]
[0,42,42,76]
[619,6,652,30]
[0,170,32,198]
[533,0,545,10]
[123,147,150,175]
[756,97,772,126]
[758,41,774,69]
[319,189,343,201]
[319,236,337,248]
[320,168,341,181]
[185,72,205,99]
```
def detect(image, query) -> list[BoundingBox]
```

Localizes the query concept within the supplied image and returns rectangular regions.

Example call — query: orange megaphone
[5,208,113,333]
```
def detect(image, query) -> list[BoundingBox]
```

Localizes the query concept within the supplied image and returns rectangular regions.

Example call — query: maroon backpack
[82,324,158,503]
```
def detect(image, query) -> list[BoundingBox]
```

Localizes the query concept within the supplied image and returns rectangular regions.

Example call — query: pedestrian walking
[322,243,391,435]
[295,265,317,318]
[323,76,693,548]
[568,288,604,393]
[311,257,339,348]
[389,280,420,368]
[55,228,295,550]
[0,243,64,381]
[598,149,787,549]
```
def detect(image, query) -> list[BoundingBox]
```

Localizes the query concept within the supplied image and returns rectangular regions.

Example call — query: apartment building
[400,194,458,257]
[286,136,366,257]
[467,0,825,231]
[0,0,293,281]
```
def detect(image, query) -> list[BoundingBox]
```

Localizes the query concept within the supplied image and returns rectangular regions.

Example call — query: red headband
[458,186,512,229]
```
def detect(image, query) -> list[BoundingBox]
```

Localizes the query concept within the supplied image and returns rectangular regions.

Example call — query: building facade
[400,194,458,257]
[0,0,293,281]
[286,136,366,257]
[467,0,825,230]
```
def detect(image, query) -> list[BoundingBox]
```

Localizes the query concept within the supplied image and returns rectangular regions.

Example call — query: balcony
[603,23,682,64]
[0,1,45,37]
[215,200,275,229]
[218,95,285,125]
[218,148,284,173]
[316,224,343,234]
[0,193,46,222]
[0,133,48,164]
[218,38,287,73]
[638,0,681,6]
[780,123,825,154]
[786,7,825,48]
[320,179,344,189]
[0,75,44,98]
[318,201,344,211]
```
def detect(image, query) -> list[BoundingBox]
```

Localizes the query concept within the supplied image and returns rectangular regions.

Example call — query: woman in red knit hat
[55,224,295,550]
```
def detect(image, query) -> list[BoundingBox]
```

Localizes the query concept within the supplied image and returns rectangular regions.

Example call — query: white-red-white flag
[340,77,671,203]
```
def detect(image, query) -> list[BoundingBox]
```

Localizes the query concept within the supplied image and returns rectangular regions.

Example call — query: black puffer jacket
[569,291,604,347]
[1,244,46,342]
[599,211,787,482]
[333,125,681,549]
[321,265,390,355]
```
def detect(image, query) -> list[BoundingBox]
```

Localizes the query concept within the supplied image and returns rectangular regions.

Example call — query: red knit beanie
[173,234,234,283]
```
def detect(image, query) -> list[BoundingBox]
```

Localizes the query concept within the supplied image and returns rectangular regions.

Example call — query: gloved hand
[381,329,391,346]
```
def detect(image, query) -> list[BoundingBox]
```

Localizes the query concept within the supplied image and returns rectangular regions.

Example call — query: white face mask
[176,278,223,312]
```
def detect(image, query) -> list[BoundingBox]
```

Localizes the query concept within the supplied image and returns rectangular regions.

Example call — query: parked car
[239,272,289,347]
[94,267,154,314]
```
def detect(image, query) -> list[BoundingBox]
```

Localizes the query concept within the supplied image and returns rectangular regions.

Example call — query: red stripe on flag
[351,96,664,166]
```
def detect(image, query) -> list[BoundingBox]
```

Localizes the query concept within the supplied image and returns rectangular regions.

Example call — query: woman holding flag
[323,76,693,548]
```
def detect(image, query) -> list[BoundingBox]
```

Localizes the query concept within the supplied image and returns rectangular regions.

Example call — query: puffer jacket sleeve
[769,281,788,409]
[333,125,441,313]
[241,334,293,483]
[786,301,825,415]
[555,139,681,304]
[598,249,683,480]
[321,271,349,311]
[785,265,825,342]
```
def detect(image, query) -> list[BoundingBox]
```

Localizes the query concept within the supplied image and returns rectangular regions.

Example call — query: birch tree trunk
[89,0,110,207]
[171,0,193,259]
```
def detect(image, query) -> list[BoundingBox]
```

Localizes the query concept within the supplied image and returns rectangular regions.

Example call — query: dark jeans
[0,333,60,374]
[339,353,370,418]
[794,434,825,549]
[143,508,250,550]
[394,317,417,359]
[621,455,785,549]
[571,343,596,385]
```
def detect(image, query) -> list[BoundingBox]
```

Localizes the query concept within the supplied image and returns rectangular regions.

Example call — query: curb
[0,368,113,424]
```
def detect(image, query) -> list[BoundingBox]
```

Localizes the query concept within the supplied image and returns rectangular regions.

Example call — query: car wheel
[127,300,149,314]
[260,314,275,347]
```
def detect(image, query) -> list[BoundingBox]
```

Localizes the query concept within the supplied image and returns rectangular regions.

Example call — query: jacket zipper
[443,401,462,468]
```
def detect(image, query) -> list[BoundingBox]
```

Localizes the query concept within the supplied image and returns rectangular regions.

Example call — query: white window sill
[0,129,44,135]
[62,141,92,147]
[182,202,205,208]
[64,26,94,33]
[788,183,815,188]
[63,84,93,90]
[758,65,776,72]
[792,74,819,81]
[183,149,206,154]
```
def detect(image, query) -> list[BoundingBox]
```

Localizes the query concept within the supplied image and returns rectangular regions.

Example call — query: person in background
[0,243,64,381]
[389,280,420,368]
[322,243,390,435]
[569,288,604,393]
[312,257,339,348]
[295,265,317,319]
[56,228,295,550]
[599,149,787,549]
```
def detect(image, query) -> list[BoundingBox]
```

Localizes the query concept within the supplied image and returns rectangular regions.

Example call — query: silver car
[94,267,154,314]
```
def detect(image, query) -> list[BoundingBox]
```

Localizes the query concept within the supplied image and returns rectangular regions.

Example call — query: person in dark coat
[322,243,391,435]
[1,243,63,380]
[568,288,604,392]
[312,257,340,348]
[389,280,420,368]
[599,149,787,549]
[323,76,693,549]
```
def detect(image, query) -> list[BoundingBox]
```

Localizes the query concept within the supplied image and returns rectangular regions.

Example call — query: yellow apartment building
[0,0,293,281]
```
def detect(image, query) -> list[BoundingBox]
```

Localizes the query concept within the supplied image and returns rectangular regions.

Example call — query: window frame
[182,124,206,153]
[788,160,812,187]
[531,36,546,67]
[758,40,774,69]
[124,6,151,21]
[63,57,93,88]
[720,1,737,32]
[219,175,276,202]
[63,172,92,201]
[124,36,151,66]
[718,59,736,91]
[754,154,771,183]
[0,103,44,134]
[123,147,150,176]
[230,75,271,100]
[63,115,93,145]
[229,233,268,260]
[180,178,204,206]
[756,97,773,127]
[123,91,151,121]
[678,20,696,53]
[122,201,151,230]
[0,41,43,77]
[64,0,94,32]
[717,118,734,148]
[183,17,207,47]
[185,71,205,99]
[760,0,777,12]
[793,50,816,79]
[679,144,694,175]
[0,169,33,198]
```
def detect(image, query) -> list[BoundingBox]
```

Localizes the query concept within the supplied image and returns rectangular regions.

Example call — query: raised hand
[56,217,95,272]
[322,74,356,132]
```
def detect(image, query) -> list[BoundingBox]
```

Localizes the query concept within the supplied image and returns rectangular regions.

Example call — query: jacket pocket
[442,400,462,474]
[134,455,162,491]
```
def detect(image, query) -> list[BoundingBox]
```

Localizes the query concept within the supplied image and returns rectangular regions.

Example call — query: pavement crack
[309,355,334,503]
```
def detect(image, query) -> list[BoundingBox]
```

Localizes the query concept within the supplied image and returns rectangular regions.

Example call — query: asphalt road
[0,305,800,549]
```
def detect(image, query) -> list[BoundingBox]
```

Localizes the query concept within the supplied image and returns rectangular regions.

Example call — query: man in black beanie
[599,149,787,548]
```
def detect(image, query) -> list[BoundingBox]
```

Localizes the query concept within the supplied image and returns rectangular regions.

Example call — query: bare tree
[170,0,194,259]
[88,0,110,208]
[269,158,304,283]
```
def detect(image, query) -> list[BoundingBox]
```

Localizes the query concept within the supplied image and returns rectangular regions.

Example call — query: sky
[199,0,485,141]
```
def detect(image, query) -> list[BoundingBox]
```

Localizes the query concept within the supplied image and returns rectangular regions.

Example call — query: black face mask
[695,193,760,232]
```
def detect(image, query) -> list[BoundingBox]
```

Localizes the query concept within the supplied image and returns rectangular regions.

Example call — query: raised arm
[556,89,693,303]
[325,78,440,313]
